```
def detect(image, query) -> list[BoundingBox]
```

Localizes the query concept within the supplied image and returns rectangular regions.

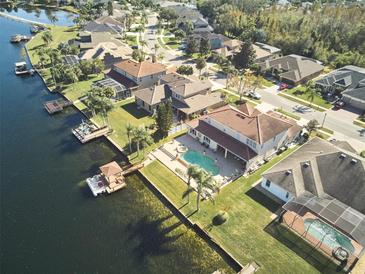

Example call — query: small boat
[30,25,45,34]
[10,34,31,43]
[14,62,34,76]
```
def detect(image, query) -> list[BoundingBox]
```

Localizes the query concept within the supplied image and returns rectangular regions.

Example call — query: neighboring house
[110,59,167,89]
[171,5,213,31]
[134,73,225,119]
[74,0,108,7]
[261,137,364,269]
[78,32,132,68]
[83,21,123,35]
[315,65,365,110]
[92,77,131,100]
[186,103,302,168]
[253,42,282,62]
[258,54,324,85]
[215,40,281,62]
[191,33,229,50]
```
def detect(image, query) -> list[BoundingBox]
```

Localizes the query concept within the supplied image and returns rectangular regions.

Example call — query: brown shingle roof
[106,69,138,88]
[113,60,167,78]
[189,120,257,161]
[202,104,295,144]
[169,80,212,97]
[100,161,123,177]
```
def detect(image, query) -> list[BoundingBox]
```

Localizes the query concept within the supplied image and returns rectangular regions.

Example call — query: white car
[248,91,262,100]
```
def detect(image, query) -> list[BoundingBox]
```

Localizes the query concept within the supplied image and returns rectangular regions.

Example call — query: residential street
[142,12,364,150]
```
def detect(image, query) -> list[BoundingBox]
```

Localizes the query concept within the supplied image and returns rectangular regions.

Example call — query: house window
[203,136,210,144]
[286,192,289,199]
[265,180,271,188]
[190,129,196,135]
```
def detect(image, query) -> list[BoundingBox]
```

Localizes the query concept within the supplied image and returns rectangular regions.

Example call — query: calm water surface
[1,6,76,26]
[0,17,231,274]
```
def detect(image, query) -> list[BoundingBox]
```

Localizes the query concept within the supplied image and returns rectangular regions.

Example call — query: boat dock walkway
[44,99,73,114]
[72,122,111,144]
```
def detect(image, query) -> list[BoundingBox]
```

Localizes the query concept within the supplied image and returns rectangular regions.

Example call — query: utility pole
[321,113,327,128]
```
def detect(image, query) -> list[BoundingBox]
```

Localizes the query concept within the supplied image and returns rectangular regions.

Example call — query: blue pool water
[182,150,219,176]
[304,219,354,253]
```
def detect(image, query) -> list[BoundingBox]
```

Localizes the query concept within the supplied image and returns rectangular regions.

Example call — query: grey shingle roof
[263,137,365,214]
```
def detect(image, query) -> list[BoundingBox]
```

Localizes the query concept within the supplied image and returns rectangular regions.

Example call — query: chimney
[339,153,347,159]
[351,159,358,165]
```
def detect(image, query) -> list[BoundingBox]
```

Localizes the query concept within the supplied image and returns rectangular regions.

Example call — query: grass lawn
[162,36,180,50]
[27,25,79,65]
[141,146,341,274]
[353,119,365,129]
[221,89,260,105]
[92,98,155,150]
[284,86,332,109]
[61,74,103,101]
[274,108,301,120]
[262,77,275,87]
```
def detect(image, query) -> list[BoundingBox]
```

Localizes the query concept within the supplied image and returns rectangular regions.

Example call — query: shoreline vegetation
[21,8,341,274]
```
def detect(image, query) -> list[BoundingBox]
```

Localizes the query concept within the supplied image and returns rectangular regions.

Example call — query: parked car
[279,83,289,90]
[333,100,345,110]
[248,91,262,100]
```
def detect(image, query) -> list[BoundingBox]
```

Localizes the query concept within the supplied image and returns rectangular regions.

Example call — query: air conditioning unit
[285,170,292,175]
[351,159,358,164]
[303,162,310,168]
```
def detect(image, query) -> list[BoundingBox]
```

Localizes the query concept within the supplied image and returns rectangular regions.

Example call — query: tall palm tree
[125,123,134,153]
[139,40,147,52]
[195,169,219,211]
[41,31,53,46]
[186,165,199,204]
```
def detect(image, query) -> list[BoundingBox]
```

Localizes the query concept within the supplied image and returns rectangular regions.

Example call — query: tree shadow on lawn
[126,215,184,260]
[121,102,151,119]
[245,185,283,214]
[264,221,345,273]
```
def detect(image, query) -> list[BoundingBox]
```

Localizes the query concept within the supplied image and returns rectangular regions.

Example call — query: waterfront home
[315,65,365,110]
[134,73,225,119]
[261,137,365,270]
[186,103,302,169]
[78,31,132,68]
[83,16,124,35]
[257,54,324,85]
[109,59,167,89]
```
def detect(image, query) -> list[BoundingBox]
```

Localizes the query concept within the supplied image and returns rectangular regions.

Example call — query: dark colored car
[333,100,345,110]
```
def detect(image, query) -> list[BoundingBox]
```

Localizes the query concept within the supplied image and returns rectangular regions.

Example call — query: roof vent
[351,159,358,164]
[285,170,292,175]
[339,153,347,159]
[303,162,310,168]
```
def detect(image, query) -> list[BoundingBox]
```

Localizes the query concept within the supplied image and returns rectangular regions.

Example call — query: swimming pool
[304,218,354,253]
[182,150,219,176]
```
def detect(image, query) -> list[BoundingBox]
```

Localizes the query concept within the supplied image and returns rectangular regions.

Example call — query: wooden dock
[44,99,73,114]
[72,123,110,144]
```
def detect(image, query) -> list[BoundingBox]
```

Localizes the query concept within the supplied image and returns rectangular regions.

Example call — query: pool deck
[150,134,245,189]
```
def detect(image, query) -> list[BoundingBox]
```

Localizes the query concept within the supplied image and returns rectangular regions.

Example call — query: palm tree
[194,169,219,211]
[125,123,134,153]
[306,87,317,106]
[252,75,264,91]
[186,165,199,204]
[132,126,145,155]
[196,58,206,78]
[139,40,147,52]
[41,31,53,46]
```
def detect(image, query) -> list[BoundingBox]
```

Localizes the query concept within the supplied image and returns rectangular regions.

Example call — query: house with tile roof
[258,54,324,85]
[315,65,365,110]
[261,137,364,269]
[186,104,302,167]
[110,59,167,89]
[134,73,225,119]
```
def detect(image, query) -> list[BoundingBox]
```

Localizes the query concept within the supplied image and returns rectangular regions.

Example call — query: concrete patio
[151,134,245,188]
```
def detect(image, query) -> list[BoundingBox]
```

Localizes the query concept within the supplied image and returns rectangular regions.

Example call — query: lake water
[0,6,76,26]
[0,16,232,274]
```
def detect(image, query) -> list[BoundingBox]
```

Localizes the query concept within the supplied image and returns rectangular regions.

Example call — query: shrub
[212,210,229,225]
